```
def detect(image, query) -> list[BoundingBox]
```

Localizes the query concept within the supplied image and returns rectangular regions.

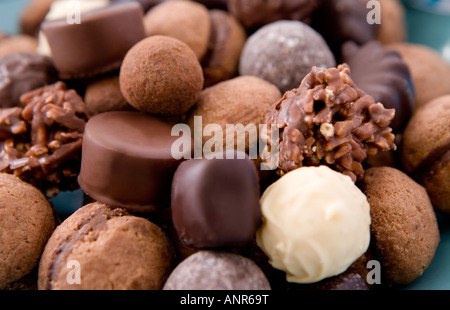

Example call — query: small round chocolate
[239,20,335,93]
[78,111,192,212]
[163,250,271,290]
[20,0,56,36]
[228,0,319,30]
[171,151,262,249]
[38,202,176,290]
[143,0,211,61]
[84,74,133,117]
[120,35,204,116]
[361,167,440,285]
[0,35,38,59]
[375,0,407,44]
[341,40,415,132]
[0,52,58,108]
[0,173,55,289]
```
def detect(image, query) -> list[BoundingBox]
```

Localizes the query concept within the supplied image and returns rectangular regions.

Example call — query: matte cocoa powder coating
[78,111,191,213]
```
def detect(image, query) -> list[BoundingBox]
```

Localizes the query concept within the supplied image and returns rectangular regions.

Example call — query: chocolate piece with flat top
[41,2,145,79]
[78,111,192,213]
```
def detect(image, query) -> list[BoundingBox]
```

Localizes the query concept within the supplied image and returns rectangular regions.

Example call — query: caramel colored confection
[20,0,56,36]
[389,42,450,109]
[38,202,176,290]
[120,35,204,116]
[375,0,407,44]
[143,0,211,61]
[228,0,319,30]
[187,75,281,153]
[0,35,38,59]
[361,167,440,285]
[0,82,87,197]
[0,173,55,289]
[263,64,396,182]
[401,95,450,214]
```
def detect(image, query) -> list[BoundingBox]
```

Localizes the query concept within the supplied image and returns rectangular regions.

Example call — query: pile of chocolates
[0,0,449,291]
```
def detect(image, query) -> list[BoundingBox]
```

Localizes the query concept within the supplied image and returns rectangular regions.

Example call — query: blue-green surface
[0,0,448,290]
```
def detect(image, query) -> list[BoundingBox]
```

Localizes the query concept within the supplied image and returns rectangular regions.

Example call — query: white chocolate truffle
[256,165,371,284]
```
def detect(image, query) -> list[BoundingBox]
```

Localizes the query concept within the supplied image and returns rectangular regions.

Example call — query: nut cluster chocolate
[263,64,396,182]
[0,81,87,197]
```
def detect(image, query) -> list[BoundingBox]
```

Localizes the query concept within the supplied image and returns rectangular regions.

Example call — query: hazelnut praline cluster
[0,0,448,291]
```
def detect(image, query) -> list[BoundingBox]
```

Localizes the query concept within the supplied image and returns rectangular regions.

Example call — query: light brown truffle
[389,42,450,109]
[143,0,211,61]
[20,0,56,36]
[0,35,38,59]
[38,202,176,290]
[361,167,440,285]
[84,74,133,117]
[187,75,282,154]
[401,95,450,214]
[375,0,406,44]
[120,35,204,116]
[0,173,55,289]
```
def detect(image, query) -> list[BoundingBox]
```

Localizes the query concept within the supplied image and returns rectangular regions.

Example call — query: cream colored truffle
[256,166,371,284]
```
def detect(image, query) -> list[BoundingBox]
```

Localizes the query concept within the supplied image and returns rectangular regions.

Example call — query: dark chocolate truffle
[163,250,271,290]
[78,111,192,213]
[171,151,262,248]
[0,52,58,108]
[119,35,204,116]
[239,20,335,93]
[341,40,415,132]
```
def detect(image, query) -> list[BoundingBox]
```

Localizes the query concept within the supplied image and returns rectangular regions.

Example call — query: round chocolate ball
[239,20,335,93]
[163,251,271,290]
[119,35,204,116]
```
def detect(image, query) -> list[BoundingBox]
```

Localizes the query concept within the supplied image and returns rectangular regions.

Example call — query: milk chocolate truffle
[256,166,371,284]
[0,35,38,59]
[78,111,192,213]
[202,9,247,87]
[341,40,415,132]
[375,0,407,44]
[171,151,261,248]
[0,52,58,108]
[20,0,56,36]
[401,95,450,214]
[239,20,336,93]
[388,42,450,109]
[84,74,133,117]
[41,2,146,79]
[38,202,176,290]
[120,35,204,116]
[361,167,440,285]
[311,0,378,61]
[163,250,271,290]
[186,75,281,154]
[143,0,211,61]
[0,173,55,289]
[263,64,396,182]
[228,0,319,30]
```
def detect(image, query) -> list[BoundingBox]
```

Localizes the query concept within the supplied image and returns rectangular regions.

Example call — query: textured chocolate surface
[0,82,87,197]
[171,151,261,248]
[0,52,58,108]
[78,111,191,213]
[342,41,415,132]
[262,64,396,182]
[228,0,319,30]
[163,251,271,290]
[41,2,145,79]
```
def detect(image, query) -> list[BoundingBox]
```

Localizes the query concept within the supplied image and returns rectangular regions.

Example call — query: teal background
[0,0,449,290]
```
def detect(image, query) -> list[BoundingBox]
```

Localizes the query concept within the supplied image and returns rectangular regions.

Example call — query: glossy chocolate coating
[41,2,145,79]
[342,40,415,132]
[171,151,262,248]
[78,111,191,213]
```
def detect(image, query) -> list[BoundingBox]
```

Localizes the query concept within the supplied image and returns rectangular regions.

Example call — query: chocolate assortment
[0,0,449,292]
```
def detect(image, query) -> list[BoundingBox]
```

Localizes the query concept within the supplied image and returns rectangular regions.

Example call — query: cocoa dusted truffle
[239,20,335,93]
[120,35,204,116]
[262,64,396,182]
[341,41,415,132]
[163,251,271,290]
[0,81,87,197]
[228,0,319,30]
